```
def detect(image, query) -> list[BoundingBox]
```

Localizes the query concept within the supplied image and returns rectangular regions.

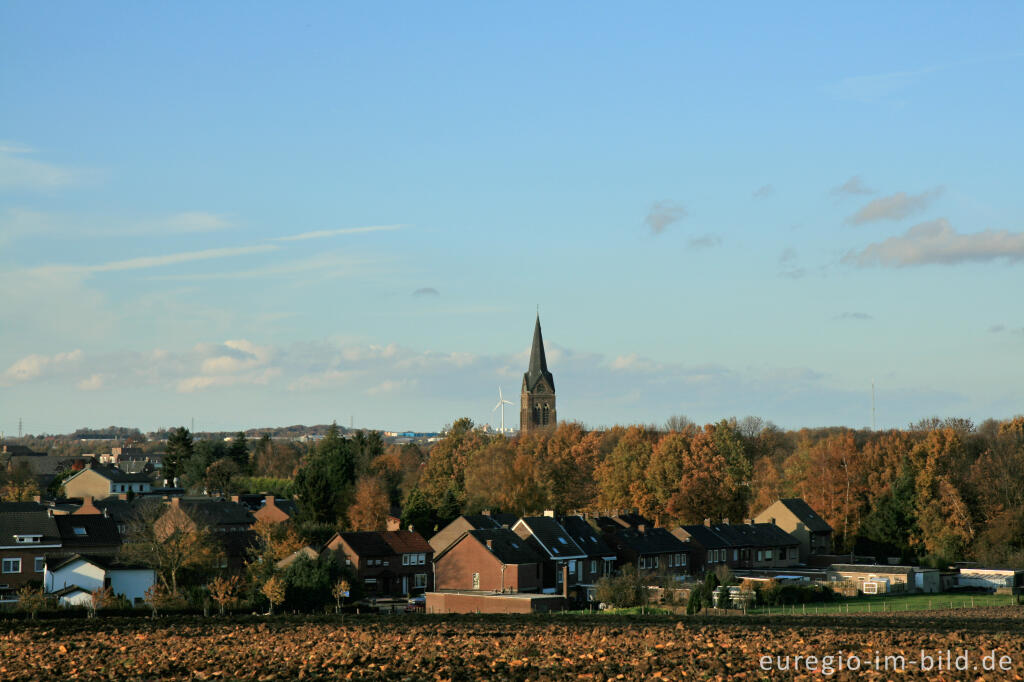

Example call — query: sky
[2,3,1023,435]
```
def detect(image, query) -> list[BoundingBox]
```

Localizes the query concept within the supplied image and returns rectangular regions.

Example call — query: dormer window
[72,527,88,536]
[14,535,41,544]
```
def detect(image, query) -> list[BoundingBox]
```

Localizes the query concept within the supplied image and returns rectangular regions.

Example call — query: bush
[595,565,647,608]
[686,585,707,615]
[760,583,837,606]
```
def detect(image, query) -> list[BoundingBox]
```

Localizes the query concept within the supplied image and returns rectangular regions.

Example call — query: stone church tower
[521,314,556,434]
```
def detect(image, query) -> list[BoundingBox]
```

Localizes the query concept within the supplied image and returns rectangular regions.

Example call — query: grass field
[745,592,1018,616]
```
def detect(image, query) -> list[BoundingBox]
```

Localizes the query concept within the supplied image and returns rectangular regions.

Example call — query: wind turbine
[493,386,513,434]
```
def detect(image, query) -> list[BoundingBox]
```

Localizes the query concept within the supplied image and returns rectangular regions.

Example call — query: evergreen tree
[228,431,250,473]
[164,427,194,485]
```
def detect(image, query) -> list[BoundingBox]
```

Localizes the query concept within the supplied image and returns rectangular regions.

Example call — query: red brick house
[326,530,433,596]
[433,527,545,593]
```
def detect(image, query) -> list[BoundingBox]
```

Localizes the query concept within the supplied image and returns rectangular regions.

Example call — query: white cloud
[275,225,404,242]
[846,187,944,225]
[77,374,104,391]
[844,219,1024,267]
[1,349,83,385]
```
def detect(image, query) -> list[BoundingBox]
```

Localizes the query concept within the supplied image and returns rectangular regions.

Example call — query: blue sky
[2,3,1023,434]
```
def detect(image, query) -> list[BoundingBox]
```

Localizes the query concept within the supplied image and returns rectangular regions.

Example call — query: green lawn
[745,592,1018,616]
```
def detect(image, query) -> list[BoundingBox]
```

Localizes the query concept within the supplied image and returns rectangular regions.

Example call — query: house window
[402,554,410,566]
[653,556,659,569]
[472,572,480,590]
[418,553,426,565]
[756,550,763,562]
[590,559,597,574]
[73,527,88,536]
[568,560,576,575]
[765,550,773,561]
[733,549,738,561]
[680,554,687,566]
[414,573,427,589]
[2,558,21,574]
[14,535,40,544]
[34,557,44,573]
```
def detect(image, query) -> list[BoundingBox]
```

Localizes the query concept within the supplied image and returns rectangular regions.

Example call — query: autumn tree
[262,575,285,615]
[418,418,488,510]
[119,499,223,595]
[348,476,391,530]
[16,585,47,619]
[595,426,656,510]
[208,575,240,615]
[666,428,733,524]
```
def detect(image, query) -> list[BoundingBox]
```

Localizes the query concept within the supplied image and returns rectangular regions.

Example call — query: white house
[44,555,155,605]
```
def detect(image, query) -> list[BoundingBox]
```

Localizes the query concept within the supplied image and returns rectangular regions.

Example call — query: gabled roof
[523,315,555,393]
[92,498,141,523]
[449,528,545,565]
[45,553,149,573]
[67,463,152,485]
[380,530,432,554]
[173,498,254,526]
[462,514,504,530]
[558,515,615,558]
[55,514,121,547]
[777,498,833,533]
[592,513,654,534]
[0,502,60,544]
[334,531,398,558]
[707,522,799,548]
[514,516,586,559]
[608,526,688,556]
[676,524,730,549]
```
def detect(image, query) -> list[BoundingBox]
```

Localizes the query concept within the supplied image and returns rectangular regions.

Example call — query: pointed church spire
[524,314,554,392]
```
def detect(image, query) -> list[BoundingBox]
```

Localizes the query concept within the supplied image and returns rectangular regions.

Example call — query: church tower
[521,314,556,434]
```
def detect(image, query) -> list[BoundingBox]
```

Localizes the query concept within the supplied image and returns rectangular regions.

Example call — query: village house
[433,527,545,593]
[556,515,617,600]
[250,495,298,524]
[43,554,155,606]
[512,514,587,595]
[63,462,153,500]
[600,521,691,580]
[830,563,941,594]
[326,530,433,597]
[754,498,833,561]
[0,502,61,593]
[673,520,800,573]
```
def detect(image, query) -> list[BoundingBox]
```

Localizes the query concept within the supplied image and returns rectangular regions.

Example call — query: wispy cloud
[89,245,278,273]
[844,218,1024,267]
[778,247,806,279]
[687,234,721,250]
[644,200,687,235]
[147,252,365,281]
[0,143,92,190]
[846,187,943,225]
[275,225,404,242]
[836,312,873,321]
[831,175,874,196]
[752,184,774,199]
[412,287,440,297]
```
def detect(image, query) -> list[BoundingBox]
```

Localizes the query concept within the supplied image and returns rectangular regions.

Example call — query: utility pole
[18,417,22,439]
[871,381,876,431]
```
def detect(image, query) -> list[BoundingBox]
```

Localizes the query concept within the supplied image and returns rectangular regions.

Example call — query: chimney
[118,493,128,501]
[264,494,274,507]
[704,518,711,527]
[170,497,181,508]
[769,517,776,526]
[407,524,414,532]
[543,510,555,518]
[486,539,494,550]
[32,495,41,503]
[481,509,491,516]
[637,524,646,533]
[723,518,729,525]
[103,508,109,518]
[230,495,240,504]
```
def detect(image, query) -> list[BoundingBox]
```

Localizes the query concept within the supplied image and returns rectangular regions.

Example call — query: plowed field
[2,607,1023,680]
